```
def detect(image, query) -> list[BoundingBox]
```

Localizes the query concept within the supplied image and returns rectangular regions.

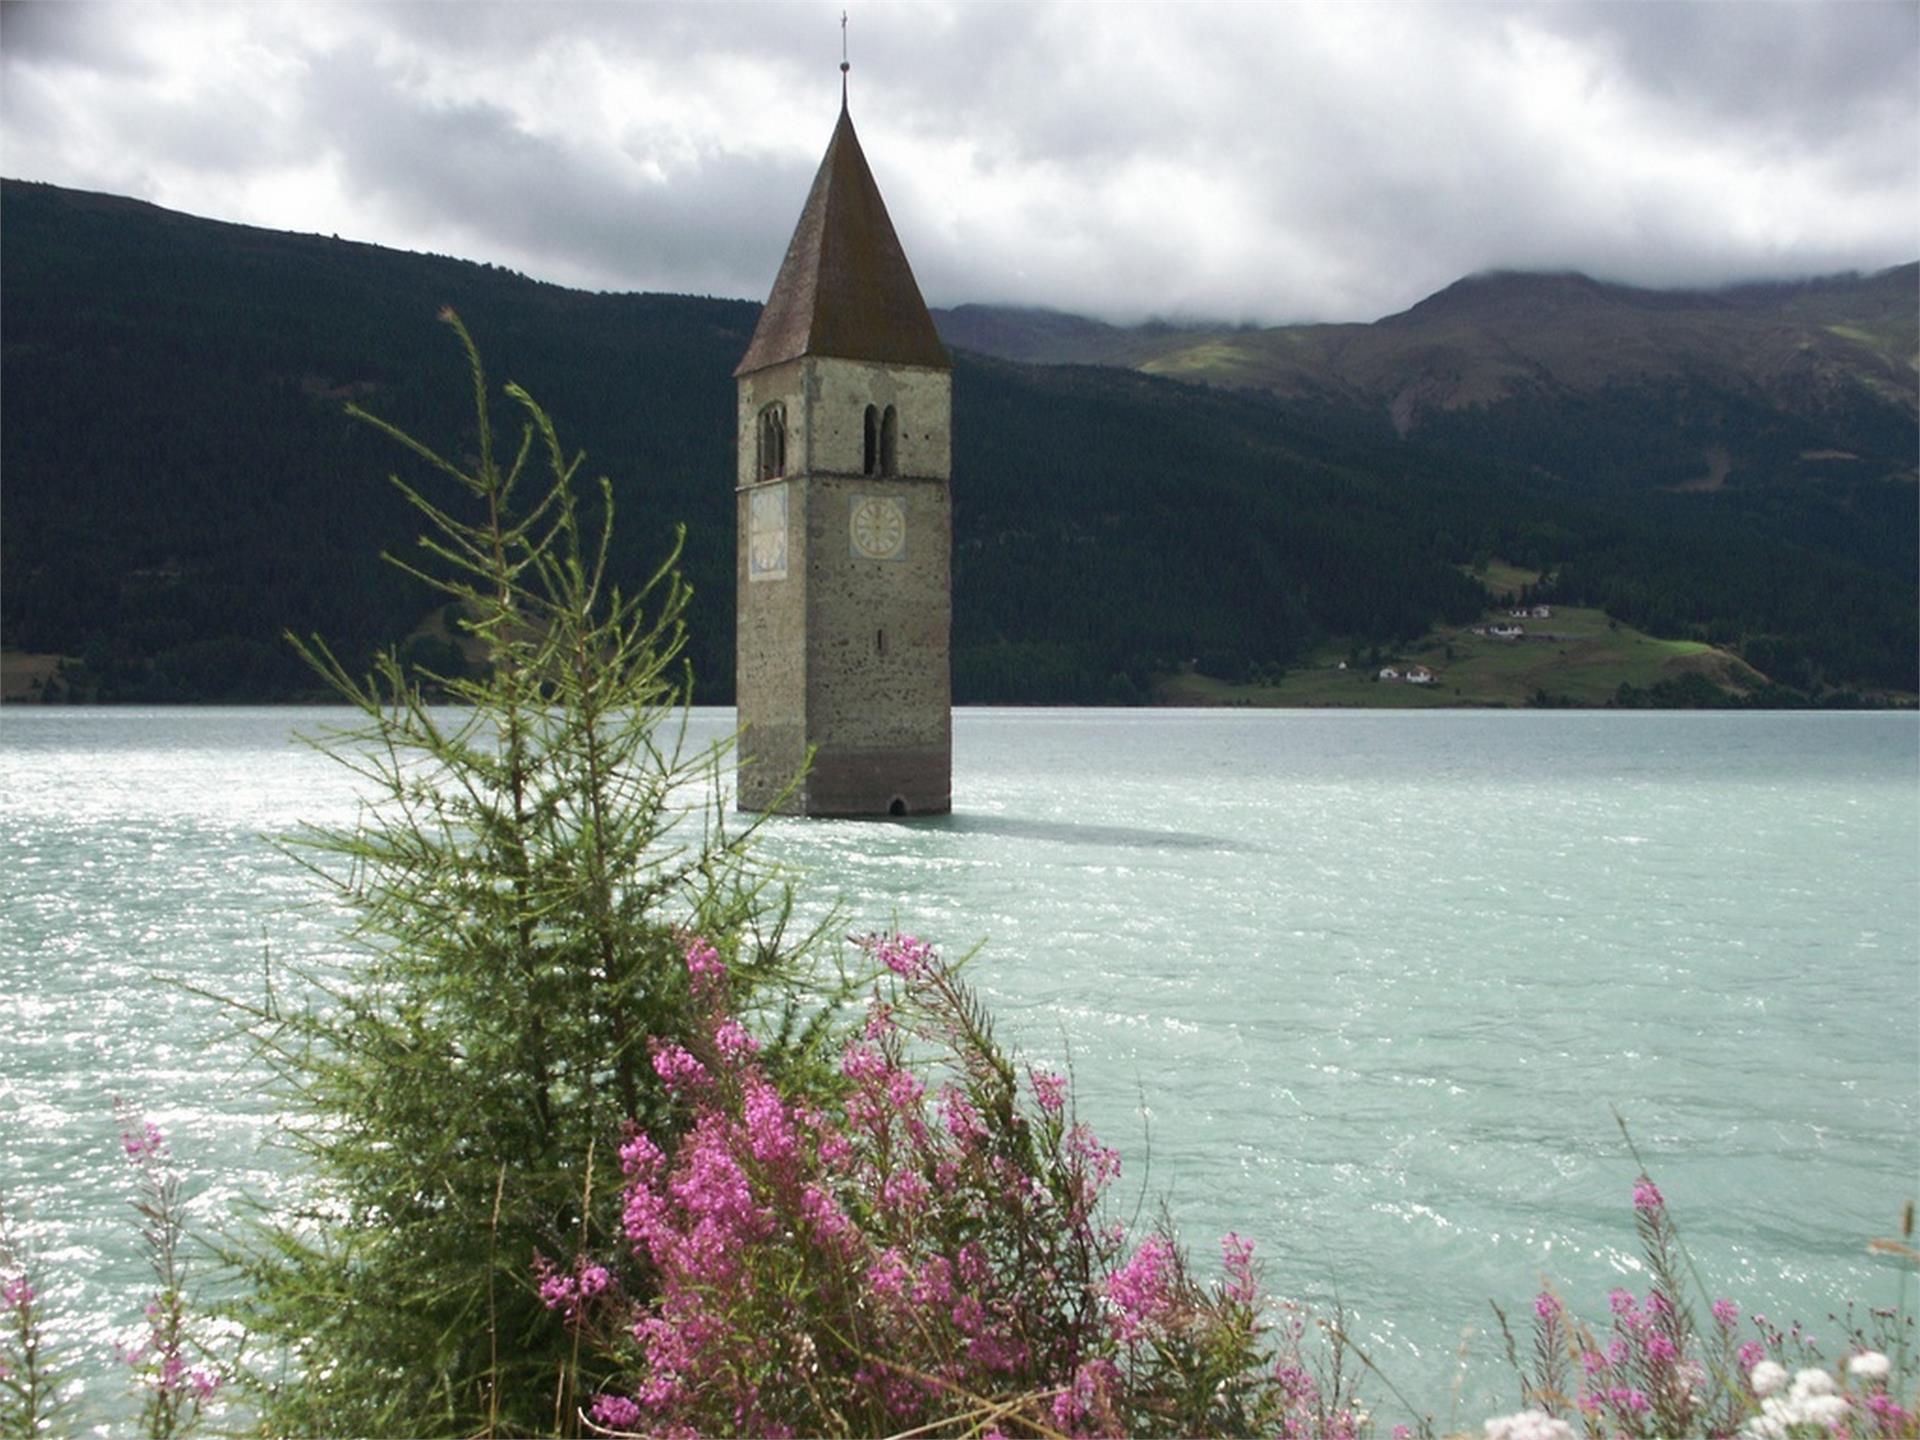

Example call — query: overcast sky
[3,0,1915,324]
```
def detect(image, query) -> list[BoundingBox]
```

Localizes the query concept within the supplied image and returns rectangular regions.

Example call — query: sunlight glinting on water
[2,706,1915,1419]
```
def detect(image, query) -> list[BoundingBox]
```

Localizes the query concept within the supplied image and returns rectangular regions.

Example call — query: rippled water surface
[3,706,1915,1420]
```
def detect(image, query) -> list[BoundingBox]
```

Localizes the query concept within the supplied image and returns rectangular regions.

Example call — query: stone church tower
[734,92,952,817]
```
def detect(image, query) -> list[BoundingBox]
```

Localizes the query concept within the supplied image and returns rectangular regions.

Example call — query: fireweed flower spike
[1029,1068,1068,1117]
[109,1102,224,1435]
[567,932,1376,1437]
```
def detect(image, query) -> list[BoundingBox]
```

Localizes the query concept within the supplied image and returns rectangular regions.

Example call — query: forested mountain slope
[937,265,1916,471]
[3,179,1913,703]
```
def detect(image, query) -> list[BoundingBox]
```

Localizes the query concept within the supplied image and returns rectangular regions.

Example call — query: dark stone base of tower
[738,744,951,818]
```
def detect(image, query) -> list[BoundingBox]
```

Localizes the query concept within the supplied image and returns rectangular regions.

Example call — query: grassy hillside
[1160,598,1758,709]
[3,179,1914,706]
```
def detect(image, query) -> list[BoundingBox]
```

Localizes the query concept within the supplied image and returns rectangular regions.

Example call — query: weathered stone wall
[800,358,951,480]
[807,474,950,750]
[735,360,807,812]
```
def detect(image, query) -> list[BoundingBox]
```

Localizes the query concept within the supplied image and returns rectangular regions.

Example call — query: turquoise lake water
[2,706,1915,1423]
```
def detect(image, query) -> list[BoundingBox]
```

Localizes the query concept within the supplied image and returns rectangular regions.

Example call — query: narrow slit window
[863,405,878,476]
[875,628,887,655]
[880,405,898,477]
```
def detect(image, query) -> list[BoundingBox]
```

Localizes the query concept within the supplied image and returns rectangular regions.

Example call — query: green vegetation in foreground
[222,314,843,1437]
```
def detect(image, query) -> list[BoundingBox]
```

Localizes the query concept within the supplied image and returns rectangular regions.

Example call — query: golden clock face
[849,495,906,560]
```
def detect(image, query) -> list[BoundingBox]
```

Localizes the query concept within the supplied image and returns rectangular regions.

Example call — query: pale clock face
[849,495,906,560]
[747,485,788,581]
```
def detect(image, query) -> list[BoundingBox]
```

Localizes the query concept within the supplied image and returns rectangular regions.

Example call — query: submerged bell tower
[733,78,952,817]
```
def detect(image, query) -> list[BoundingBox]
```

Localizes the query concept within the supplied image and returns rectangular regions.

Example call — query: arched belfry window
[880,405,898,477]
[757,403,786,481]
[863,405,879,476]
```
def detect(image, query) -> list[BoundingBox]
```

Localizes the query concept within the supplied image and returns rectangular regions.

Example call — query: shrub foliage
[225,312,834,1436]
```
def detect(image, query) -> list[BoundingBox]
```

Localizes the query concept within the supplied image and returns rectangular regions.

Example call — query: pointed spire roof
[735,101,950,376]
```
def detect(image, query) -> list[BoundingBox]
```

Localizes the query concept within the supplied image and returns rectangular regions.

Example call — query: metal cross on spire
[840,10,850,105]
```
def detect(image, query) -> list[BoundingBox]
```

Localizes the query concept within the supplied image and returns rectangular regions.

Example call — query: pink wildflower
[876,933,935,978]
[619,1131,665,1179]
[967,1326,1027,1374]
[684,935,725,982]
[1030,1068,1068,1116]
[1273,1362,1318,1404]
[1059,1367,1121,1436]
[592,1392,644,1430]
[1645,1332,1678,1365]
[866,1248,912,1301]
[534,1254,612,1321]
[1867,1393,1912,1428]
[741,1077,796,1165]
[817,1131,853,1169]
[913,1255,954,1308]
[537,1269,573,1312]
[670,1116,761,1233]
[1713,1297,1740,1328]
[1632,1177,1664,1213]
[1221,1232,1258,1305]
[1739,1340,1767,1370]
[799,1183,852,1248]
[881,1169,929,1213]
[939,1086,986,1145]
[1535,1290,1562,1323]
[885,1067,926,1113]
[122,1120,166,1162]
[1106,1234,1176,1343]
[713,1019,759,1062]
[3,1275,33,1308]
[650,1042,708,1094]
[1067,1123,1122,1190]
[956,1242,991,1288]
[951,1292,989,1335]
[840,1044,889,1083]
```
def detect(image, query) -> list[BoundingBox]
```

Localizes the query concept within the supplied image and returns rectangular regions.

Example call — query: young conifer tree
[231,310,833,1437]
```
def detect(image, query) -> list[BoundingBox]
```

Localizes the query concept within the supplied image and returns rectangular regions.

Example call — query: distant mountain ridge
[3,177,1914,704]
[934,264,1918,473]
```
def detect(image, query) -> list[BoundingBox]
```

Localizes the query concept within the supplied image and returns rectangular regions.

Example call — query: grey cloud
[0,0,143,73]
[1534,0,1919,141]
[0,1,1912,326]
[300,41,815,297]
